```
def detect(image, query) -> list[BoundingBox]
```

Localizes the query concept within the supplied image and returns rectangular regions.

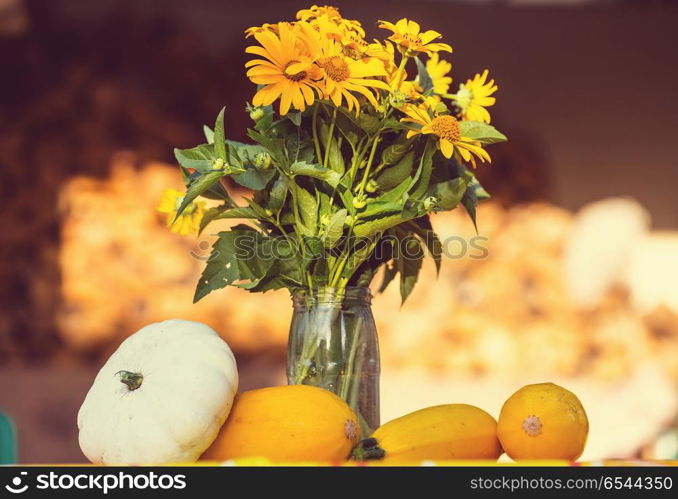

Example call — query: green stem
[391,55,410,92]
[312,104,323,164]
[323,108,337,169]
[357,136,381,196]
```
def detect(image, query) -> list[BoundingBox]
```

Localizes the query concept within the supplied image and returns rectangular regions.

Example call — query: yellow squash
[353,404,502,462]
[202,385,359,462]
[497,383,588,461]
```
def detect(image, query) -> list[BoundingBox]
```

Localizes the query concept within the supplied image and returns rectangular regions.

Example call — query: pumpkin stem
[351,437,386,461]
[116,371,143,391]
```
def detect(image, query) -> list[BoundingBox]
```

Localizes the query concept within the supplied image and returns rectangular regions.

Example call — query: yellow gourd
[497,383,588,461]
[202,385,359,462]
[353,404,502,462]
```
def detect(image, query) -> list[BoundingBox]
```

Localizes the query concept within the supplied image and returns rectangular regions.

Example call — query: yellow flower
[424,53,452,95]
[297,5,365,38]
[455,69,498,123]
[378,18,452,56]
[157,188,206,236]
[300,22,389,113]
[401,105,490,166]
[244,23,277,39]
[245,22,320,115]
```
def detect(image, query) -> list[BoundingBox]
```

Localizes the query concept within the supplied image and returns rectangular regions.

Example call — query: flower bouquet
[160,5,506,434]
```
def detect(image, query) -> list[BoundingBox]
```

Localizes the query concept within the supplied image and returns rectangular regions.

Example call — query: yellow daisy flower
[244,23,277,39]
[245,22,321,115]
[157,188,206,236]
[297,5,366,38]
[378,18,452,56]
[300,22,389,113]
[401,105,490,166]
[424,53,452,95]
[454,69,498,123]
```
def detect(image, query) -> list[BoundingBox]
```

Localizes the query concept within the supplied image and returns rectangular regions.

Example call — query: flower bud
[366,180,379,193]
[352,195,367,210]
[424,196,438,212]
[320,214,331,226]
[212,158,225,170]
[389,90,407,109]
[249,107,265,121]
[254,152,272,169]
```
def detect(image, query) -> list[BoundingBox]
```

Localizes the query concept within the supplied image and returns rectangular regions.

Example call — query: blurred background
[1,0,678,463]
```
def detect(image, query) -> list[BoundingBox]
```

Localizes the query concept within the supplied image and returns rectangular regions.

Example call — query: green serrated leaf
[174,144,214,172]
[323,209,347,248]
[233,167,275,190]
[410,140,435,199]
[194,228,274,302]
[378,261,398,294]
[175,170,225,221]
[459,121,507,144]
[407,216,443,275]
[295,184,318,235]
[290,161,342,188]
[377,150,414,190]
[381,142,411,166]
[287,111,302,126]
[428,177,468,211]
[269,175,289,213]
[397,235,424,304]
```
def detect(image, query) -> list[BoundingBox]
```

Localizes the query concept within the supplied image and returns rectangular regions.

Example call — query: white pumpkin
[77,319,238,464]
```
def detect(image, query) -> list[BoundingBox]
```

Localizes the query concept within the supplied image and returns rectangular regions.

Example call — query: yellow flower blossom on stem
[401,105,490,166]
[424,53,452,95]
[157,188,206,236]
[453,69,498,123]
[245,22,320,115]
[300,21,389,113]
[378,18,452,56]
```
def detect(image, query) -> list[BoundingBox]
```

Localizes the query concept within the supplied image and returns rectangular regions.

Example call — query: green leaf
[287,111,302,127]
[203,125,214,144]
[415,57,433,94]
[353,213,404,239]
[290,161,342,188]
[174,144,214,172]
[406,217,443,275]
[323,209,347,248]
[233,167,275,190]
[200,204,256,233]
[428,177,468,211]
[397,235,424,304]
[462,189,479,232]
[357,113,380,135]
[379,261,398,294]
[295,184,318,235]
[247,129,287,166]
[213,107,227,159]
[459,121,507,144]
[194,228,274,302]
[269,175,289,213]
[175,170,225,221]
[381,142,411,166]
[376,150,414,190]
[410,140,435,199]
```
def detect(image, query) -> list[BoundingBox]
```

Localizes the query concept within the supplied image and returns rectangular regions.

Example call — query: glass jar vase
[287,286,380,436]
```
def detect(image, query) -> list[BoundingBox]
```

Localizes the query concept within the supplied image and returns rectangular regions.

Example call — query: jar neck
[292,286,372,311]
